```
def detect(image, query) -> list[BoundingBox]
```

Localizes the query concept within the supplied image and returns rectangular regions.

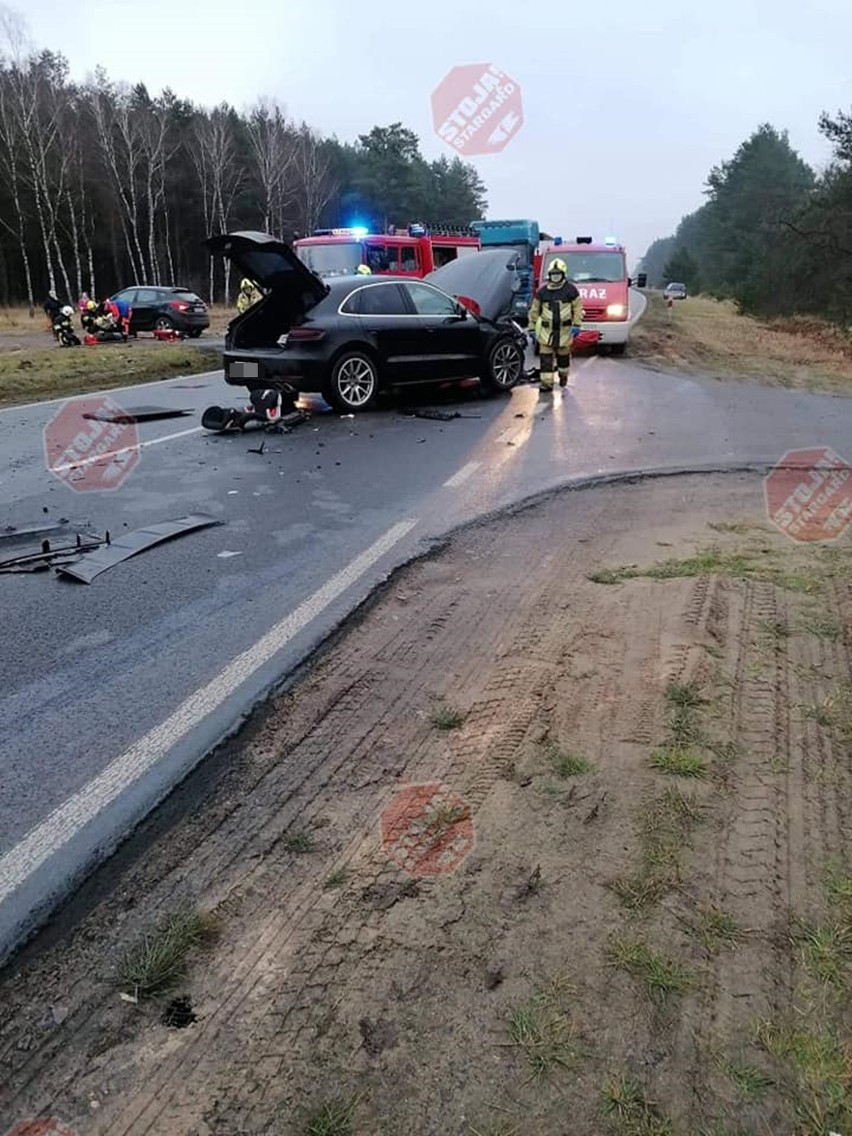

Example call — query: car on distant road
[108,285,210,337]
[663,282,688,300]
[206,232,527,413]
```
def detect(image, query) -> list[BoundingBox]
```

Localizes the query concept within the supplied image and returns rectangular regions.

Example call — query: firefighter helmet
[355,264,372,275]
[240,278,253,292]
[547,258,568,283]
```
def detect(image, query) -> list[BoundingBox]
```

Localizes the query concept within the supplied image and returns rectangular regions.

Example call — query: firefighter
[527,258,584,392]
[236,278,259,314]
[355,264,372,276]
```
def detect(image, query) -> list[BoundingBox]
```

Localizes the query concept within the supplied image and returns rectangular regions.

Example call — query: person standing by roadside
[526,258,583,392]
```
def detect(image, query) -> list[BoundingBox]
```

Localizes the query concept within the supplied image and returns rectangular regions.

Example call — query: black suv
[109,286,210,337]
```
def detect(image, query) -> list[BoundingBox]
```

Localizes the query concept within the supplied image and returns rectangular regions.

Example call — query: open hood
[205,231,329,304]
[425,248,523,323]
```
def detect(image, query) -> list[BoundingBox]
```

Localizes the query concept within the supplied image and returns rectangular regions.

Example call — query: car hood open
[205,231,329,305]
[425,248,523,324]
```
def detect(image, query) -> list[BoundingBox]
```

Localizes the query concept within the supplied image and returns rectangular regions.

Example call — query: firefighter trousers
[539,347,571,390]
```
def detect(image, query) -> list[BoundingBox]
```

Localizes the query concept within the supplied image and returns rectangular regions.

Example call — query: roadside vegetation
[630,292,852,394]
[0,339,220,405]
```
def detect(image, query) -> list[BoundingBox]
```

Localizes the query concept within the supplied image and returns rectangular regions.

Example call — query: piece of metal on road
[57,514,222,584]
[82,406,194,424]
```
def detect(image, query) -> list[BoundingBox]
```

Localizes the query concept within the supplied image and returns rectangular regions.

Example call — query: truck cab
[469,219,540,321]
[294,224,480,279]
[536,236,647,354]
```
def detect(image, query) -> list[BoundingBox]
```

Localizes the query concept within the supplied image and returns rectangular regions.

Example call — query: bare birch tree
[246,98,297,236]
[189,105,244,304]
[293,126,338,236]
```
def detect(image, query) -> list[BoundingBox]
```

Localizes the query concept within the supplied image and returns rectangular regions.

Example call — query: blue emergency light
[553,236,563,246]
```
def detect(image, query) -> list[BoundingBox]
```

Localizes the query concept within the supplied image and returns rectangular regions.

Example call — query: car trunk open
[205,231,329,349]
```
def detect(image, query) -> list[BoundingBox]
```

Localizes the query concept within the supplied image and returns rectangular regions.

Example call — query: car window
[355,283,409,316]
[400,246,419,273]
[382,246,401,273]
[404,282,458,317]
[113,288,138,303]
[364,244,390,273]
[134,288,161,304]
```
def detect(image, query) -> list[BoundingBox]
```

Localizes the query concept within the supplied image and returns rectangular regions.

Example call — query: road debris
[0,533,103,574]
[57,514,222,583]
[217,551,243,559]
[82,406,193,424]
[402,409,482,421]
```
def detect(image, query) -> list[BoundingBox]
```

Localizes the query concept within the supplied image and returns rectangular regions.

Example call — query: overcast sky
[14,0,852,264]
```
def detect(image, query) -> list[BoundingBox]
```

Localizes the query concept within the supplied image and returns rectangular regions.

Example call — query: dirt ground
[1,475,851,1136]
[630,293,852,395]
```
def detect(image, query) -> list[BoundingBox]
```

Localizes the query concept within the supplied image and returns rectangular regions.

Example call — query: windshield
[296,241,363,277]
[544,250,626,283]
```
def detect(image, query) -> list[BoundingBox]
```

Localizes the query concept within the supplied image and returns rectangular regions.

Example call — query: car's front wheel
[323,350,380,412]
[481,337,523,394]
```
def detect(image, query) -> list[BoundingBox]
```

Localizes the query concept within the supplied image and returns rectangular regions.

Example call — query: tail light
[287,326,325,341]
[169,301,190,312]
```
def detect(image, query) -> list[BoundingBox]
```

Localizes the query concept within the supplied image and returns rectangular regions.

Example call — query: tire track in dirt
[699,579,802,1085]
[105,534,574,1133]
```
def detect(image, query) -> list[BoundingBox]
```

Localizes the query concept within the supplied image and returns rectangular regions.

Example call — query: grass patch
[801,614,841,642]
[602,1074,673,1136]
[282,831,316,854]
[302,1094,362,1136]
[758,617,790,642]
[546,742,593,777]
[797,922,852,987]
[429,702,466,730]
[323,869,349,890]
[754,1020,852,1133]
[588,548,761,586]
[665,681,705,709]
[608,937,694,1004]
[508,975,581,1078]
[693,907,742,953]
[610,787,704,911]
[722,1059,774,1101]
[0,341,220,406]
[116,908,215,1000]
[650,744,708,779]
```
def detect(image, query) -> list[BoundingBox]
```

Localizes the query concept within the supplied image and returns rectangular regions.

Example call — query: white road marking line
[49,426,203,473]
[0,517,420,903]
[0,369,224,416]
[443,460,481,488]
[495,426,514,443]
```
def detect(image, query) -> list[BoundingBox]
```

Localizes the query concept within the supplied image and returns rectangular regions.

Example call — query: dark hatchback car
[205,232,526,412]
[108,285,210,336]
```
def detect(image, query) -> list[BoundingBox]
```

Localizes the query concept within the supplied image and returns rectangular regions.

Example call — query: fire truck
[535,236,647,354]
[293,223,480,279]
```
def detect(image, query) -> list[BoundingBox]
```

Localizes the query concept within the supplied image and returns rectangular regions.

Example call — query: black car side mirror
[636,273,647,288]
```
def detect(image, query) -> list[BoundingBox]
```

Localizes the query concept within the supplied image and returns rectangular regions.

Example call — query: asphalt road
[1,345,850,962]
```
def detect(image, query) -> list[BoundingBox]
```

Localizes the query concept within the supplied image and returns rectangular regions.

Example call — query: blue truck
[469,219,540,322]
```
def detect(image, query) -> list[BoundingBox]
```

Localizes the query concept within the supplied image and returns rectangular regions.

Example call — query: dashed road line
[443,460,482,488]
[50,426,204,473]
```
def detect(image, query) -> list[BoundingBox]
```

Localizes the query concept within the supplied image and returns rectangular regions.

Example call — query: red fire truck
[293,223,480,279]
[535,236,646,354]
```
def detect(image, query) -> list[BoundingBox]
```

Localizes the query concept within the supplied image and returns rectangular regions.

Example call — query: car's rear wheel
[481,337,523,394]
[154,316,174,332]
[188,329,203,339]
[323,350,379,412]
